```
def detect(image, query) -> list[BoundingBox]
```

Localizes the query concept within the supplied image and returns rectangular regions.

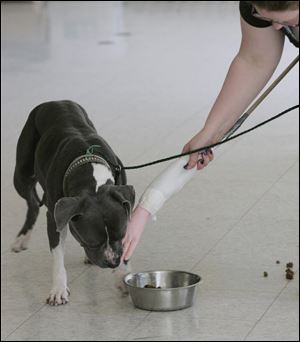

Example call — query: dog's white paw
[11,231,32,253]
[46,285,70,306]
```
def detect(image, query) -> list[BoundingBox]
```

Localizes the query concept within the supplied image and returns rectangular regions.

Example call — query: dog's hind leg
[12,108,41,252]
[11,187,40,252]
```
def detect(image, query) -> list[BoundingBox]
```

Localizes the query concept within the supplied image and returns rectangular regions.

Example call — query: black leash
[121,104,299,170]
[121,55,299,171]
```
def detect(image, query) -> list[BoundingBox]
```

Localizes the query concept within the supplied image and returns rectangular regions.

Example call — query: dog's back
[34,100,97,136]
[15,100,122,200]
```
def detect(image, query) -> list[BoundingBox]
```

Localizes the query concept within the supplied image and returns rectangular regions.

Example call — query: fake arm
[138,156,197,216]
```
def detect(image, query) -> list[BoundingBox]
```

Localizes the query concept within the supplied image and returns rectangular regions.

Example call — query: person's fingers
[120,252,126,263]
[208,148,214,161]
[122,239,138,261]
[121,245,128,263]
[122,233,129,247]
[196,151,212,170]
[197,158,205,170]
[121,234,130,260]
[122,242,131,262]
[121,243,131,263]
[185,152,199,170]
[202,154,210,167]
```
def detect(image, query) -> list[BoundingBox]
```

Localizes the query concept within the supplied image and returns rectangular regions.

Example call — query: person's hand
[121,205,151,262]
[182,130,214,170]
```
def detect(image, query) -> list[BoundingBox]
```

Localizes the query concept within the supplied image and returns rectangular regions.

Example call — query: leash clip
[114,164,121,174]
[86,145,101,155]
[114,164,122,182]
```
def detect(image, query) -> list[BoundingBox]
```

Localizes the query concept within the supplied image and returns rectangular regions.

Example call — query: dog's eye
[71,215,82,222]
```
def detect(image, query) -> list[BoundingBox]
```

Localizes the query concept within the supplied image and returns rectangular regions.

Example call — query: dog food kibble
[263,261,295,280]
[285,268,294,280]
[144,284,161,288]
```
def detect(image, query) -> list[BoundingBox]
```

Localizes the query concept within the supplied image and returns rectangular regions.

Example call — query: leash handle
[221,113,249,141]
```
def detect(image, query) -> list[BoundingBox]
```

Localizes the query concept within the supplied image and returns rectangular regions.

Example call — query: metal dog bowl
[123,270,201,311]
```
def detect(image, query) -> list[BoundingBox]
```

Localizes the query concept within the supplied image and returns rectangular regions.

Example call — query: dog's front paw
[11,231,32,253]
[46,286,70,306]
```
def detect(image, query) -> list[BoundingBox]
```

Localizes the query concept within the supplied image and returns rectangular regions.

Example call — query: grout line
[131,335,169,341]
[189,159,299,272]
[3,265,91,341]
[124,312,152,341]
[2,304,46,341]
[242,281,291,341]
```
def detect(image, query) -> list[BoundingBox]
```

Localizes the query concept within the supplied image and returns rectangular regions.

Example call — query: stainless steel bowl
[123,270,201,311]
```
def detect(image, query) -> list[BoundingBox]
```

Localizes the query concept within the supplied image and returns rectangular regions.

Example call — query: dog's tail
[13,106,41,203]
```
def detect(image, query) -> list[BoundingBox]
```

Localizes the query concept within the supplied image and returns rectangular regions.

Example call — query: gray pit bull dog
[11,100,135,305]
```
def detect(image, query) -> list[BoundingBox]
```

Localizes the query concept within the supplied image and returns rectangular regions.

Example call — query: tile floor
[1,1,299,341]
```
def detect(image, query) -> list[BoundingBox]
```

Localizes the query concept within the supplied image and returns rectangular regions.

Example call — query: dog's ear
[110,185,135,217]
[54,197,82,232]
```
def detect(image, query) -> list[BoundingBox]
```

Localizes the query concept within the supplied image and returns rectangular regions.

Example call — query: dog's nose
[104,257,120,269]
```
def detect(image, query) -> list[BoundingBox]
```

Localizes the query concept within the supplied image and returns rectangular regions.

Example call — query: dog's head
[54,184,135,268]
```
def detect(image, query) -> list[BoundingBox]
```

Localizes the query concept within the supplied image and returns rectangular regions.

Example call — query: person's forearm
[202,53,281,144]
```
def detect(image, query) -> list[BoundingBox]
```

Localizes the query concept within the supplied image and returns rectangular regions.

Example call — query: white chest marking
[92,163,114,191]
